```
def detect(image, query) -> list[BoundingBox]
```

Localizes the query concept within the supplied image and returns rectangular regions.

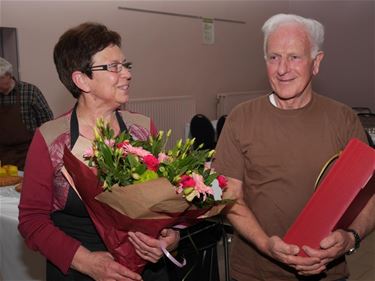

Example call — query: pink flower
[143,155,159,171]
[119,142,151,158]
[158,152,170,163]
[191,173,213,201]
[217,175,228,189]
[179,175,196,188]
[129,146,151,158]
[83,147,94,158]
[105,139,115,147]
[204,162,211,170]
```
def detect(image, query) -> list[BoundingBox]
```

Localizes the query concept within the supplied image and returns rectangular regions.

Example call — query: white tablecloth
[0,186,45,281]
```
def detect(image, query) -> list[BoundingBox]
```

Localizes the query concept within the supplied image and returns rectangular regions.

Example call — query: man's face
[265,24,323,106]
[0,74,13,94]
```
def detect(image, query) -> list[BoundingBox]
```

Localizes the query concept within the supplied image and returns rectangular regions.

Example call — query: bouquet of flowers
[63,119,232,273]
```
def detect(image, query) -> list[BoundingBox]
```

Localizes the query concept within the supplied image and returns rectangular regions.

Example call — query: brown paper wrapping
[96,178,190,219]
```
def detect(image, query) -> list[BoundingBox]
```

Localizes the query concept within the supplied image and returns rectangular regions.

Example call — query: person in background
[0,57,53,169]
[18,22,179,281]
[213,13,375,281]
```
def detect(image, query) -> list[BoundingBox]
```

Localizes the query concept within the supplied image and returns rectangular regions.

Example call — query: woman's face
[87,45,131,108]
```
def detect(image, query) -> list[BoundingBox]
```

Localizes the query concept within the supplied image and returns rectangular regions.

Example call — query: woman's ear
[72,71,90,93]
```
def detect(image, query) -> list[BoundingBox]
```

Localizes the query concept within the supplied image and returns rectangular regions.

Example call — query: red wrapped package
[284,138,375,256]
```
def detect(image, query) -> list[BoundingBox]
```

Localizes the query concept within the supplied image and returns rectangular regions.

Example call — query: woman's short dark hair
[53,22,121,98]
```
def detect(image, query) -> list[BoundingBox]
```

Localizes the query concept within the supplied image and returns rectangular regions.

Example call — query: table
[0,185,45,281]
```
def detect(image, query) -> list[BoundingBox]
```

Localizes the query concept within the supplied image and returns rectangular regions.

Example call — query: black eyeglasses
[88,61,133,73]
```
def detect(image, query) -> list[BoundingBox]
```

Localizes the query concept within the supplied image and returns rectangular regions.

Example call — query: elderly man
[213,14,375,281]
[0,57,53,169]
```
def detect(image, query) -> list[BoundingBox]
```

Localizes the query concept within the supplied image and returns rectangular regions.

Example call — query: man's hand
[266,236,326,276]
[296,229,355,275]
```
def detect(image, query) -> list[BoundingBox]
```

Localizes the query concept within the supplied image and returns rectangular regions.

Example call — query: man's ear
[71,71,90,93]
[312,51,324,76]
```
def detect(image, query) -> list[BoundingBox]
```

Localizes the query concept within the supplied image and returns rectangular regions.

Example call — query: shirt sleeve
[18,129,80,273]
[212,111,244,181]
[339,107,368,146]
[31,86,54,127]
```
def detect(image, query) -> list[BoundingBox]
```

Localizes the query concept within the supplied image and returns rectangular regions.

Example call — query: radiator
[216,90,267,118]
[123,96,196,147]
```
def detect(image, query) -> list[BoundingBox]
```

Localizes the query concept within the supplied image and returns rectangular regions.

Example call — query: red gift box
[284,138,375,256]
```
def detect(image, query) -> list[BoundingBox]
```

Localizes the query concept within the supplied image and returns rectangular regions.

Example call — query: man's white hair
[0,57,13,77]
[262,13,324,59]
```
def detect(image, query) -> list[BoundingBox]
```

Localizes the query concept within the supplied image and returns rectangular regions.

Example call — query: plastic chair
[352,107,372,114]
[216,115,227,142]
[190,114,216,150]
[364,130,375,148]
[166,219,229,281]
[358,113,375,129]
[357,113,375,148]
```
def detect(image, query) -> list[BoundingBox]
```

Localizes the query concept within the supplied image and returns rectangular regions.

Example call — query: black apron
[0,86,33,169]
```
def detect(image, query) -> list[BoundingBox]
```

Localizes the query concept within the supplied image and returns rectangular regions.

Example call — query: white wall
[290,1,375,109]
[1,0,374,119]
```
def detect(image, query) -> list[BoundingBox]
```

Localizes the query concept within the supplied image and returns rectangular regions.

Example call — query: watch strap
[346,228,361,255]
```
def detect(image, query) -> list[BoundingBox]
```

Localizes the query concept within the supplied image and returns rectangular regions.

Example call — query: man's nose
[277,58,290,75]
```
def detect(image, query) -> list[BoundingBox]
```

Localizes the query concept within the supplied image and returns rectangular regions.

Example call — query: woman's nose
[120,67,132,80]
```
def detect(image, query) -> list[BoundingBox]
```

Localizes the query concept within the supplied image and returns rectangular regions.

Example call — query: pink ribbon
[159,225,187,267]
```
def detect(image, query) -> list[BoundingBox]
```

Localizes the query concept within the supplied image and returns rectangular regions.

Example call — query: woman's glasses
[89,61,132,73]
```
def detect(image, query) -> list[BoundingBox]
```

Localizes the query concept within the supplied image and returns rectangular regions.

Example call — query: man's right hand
[266,236,326,276]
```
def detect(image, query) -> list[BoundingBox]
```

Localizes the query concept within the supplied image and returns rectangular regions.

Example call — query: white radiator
[216,90,267,118]
[124,96,196,147]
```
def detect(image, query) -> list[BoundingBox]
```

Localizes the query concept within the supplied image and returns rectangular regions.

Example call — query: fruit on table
[0,167,6,177]
[0,165,18,176]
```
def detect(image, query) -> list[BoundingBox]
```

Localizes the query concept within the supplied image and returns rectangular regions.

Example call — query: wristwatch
[345,229,361,255]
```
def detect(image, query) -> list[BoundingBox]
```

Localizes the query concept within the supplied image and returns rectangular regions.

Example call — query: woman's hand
[71,246,142,281]
[159,228,180,251]
[128,228,180,263]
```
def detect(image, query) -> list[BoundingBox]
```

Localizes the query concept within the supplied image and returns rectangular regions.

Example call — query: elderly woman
[18,22,179,281]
